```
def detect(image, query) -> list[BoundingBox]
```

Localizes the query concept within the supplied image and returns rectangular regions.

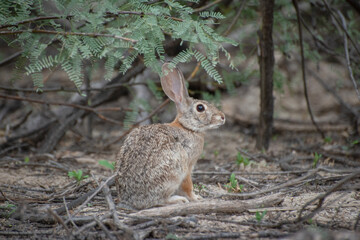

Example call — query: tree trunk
[256,0,275,150]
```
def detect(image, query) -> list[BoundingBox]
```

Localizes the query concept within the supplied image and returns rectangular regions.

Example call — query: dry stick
[193,0,223,12]
[0,51,22,67]
[93,217,116,240]
[63,197,78,229]
[193,170,309,176]
[63,174,116,225]
[0,93,124,126]
[336,10,360,101]
[0,16,71,29]
[223,0,247,36]
[74,212,112,236]
[47,208,71,235]
[322,0,360,57]
[0,11,184,30]
[236,147,262,162]
[307,66,359,118]
[219,169,318,199]
[131,193,283,218]
[297,169,360,223]
[292,0,325,139]
[0,29,137,43]
[0,82,145,93]
[102,184,139,240]
[183,232,244,240]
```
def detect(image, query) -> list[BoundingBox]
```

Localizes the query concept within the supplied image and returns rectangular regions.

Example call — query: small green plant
[255,210,267,222]
[24,156,30,163]
[194,183,206,191]
[0,202,17,218]
[68,170,89,182]
[98,160,115,171]
[312,152,322,168]
[351,139,359,146]
[166,233,180,240]
[224,173,243,193]
[236,152,250,166]
[324,136,332,144]
[214,150,219,157]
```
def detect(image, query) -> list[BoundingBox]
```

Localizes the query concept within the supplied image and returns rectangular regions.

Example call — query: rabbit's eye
[196,104,205,112]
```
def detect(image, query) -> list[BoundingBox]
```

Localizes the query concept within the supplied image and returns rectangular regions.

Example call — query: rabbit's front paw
[167,195,189,205]
[189,192,203,201]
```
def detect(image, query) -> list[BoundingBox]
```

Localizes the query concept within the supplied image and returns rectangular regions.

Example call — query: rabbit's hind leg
[180,173,202,201]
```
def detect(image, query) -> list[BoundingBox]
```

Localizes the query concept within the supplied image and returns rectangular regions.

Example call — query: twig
[306,66,359,117]
[63,197,78,229]
[297,169,360,222]
[0,93,125,125]
[194,0,223,12]
[47,208,71,235]
[321,0,360,56]
[0,29,137,43]
[102,184,139,240]
[13,162,69,172]
[0,51,23,67]
[94,217,116,240]
[292,0,325,139]
[64,174,116,225]
[183,232,244,240]
[106,11,183,22]
[0,11,184,30]
[73,212,112,236]
[0,231,53,236]
[236,148,262,162]
[336,10,360,101]
[223,0,247,36]
[0,82,145,93]
[219,169,318,198]
[0,16,72,29]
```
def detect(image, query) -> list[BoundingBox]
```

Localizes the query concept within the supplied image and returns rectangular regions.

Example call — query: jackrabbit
[115,63,225,209]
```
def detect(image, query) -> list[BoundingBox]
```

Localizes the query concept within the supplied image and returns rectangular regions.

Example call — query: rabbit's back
[115,124,204,209]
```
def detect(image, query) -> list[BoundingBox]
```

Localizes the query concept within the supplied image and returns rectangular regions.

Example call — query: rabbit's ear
[161,63,189,108]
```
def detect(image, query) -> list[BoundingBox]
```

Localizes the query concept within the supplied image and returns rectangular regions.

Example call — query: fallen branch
[131,193,283,218]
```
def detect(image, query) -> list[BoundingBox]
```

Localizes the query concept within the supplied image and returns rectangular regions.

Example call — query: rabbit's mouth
[204,115,226,130]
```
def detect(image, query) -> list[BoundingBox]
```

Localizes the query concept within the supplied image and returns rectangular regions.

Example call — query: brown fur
[115,63,225,209]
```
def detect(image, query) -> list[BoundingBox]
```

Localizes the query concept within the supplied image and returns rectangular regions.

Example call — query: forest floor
[1,59,360,239]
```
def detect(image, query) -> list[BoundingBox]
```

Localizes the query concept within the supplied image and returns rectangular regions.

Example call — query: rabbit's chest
[174,131,204,163]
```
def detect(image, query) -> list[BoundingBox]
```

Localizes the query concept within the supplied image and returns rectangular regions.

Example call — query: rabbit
[115,62,225,210]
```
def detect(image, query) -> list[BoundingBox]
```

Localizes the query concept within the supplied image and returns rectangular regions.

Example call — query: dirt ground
[1,59,360,239]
